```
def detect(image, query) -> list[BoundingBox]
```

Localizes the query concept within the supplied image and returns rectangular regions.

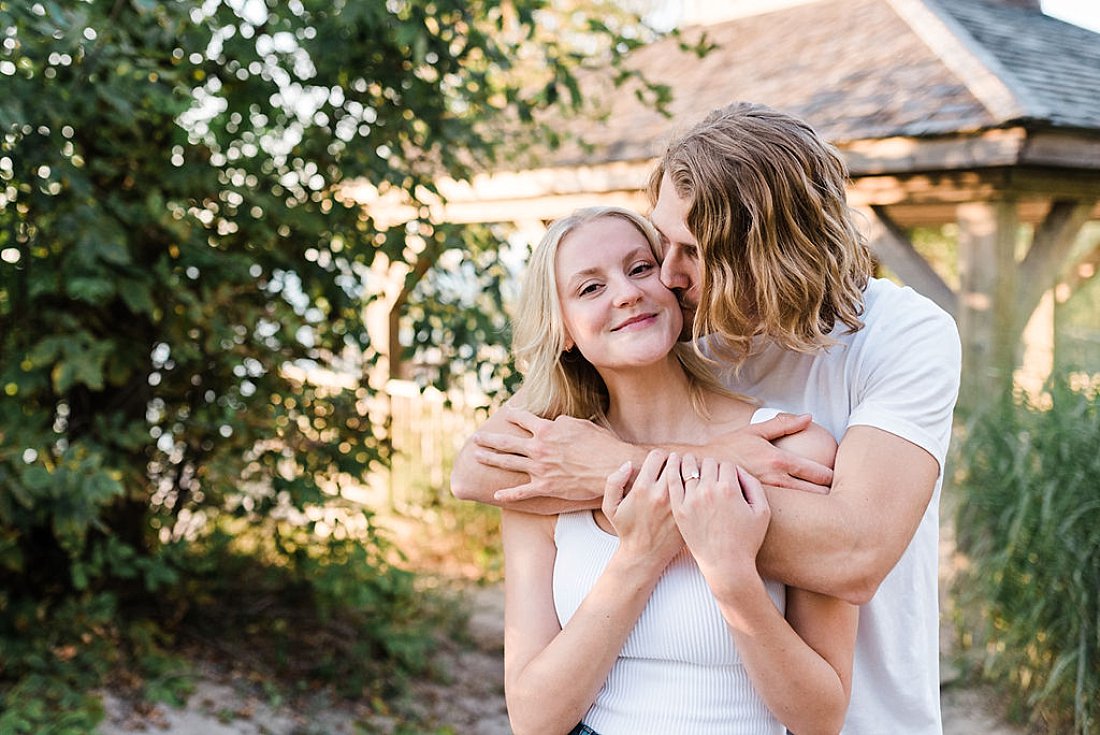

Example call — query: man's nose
[660,253,688,290]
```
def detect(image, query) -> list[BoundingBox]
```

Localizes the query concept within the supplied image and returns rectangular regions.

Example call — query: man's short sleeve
[846,295,961,469]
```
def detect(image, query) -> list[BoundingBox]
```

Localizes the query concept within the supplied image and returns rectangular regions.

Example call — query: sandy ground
[96,495,1029,734]
[97,580,1026,735]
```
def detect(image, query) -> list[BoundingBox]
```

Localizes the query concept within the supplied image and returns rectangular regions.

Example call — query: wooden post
[863,205,959,317]
[956,200,1019,407]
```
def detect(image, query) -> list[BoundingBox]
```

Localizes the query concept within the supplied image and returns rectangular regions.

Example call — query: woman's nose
[612,277,644,306]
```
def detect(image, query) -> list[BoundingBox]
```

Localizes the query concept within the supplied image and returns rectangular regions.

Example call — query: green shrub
[175,515,443,698]
[954,376,1100,734]
[0,0,684,729]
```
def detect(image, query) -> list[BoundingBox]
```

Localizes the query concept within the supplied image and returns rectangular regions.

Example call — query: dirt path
[99,580,1024,735]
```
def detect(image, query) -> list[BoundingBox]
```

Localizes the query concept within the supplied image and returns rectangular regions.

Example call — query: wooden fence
[383,379,489,513]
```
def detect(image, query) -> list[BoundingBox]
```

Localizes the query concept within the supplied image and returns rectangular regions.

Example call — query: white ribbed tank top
[552,408,786,735]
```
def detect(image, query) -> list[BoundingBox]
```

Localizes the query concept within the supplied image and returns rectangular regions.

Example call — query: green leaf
[118,279,156,316]
[65,275,116,304]
[21,465,52,493]
[51,351,106,393]
[0,529,24,573]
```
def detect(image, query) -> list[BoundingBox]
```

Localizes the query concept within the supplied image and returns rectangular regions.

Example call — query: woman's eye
[579,282,601,296]
[630,261,656,276]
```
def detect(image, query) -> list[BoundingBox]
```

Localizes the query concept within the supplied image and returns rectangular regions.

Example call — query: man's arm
[451,406,832,511]
[749,291,961,605]
[454,399,928,603]
[449,402,647,514]
[755,425,940,605]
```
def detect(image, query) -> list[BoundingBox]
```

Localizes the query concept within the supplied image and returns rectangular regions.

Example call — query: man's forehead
[649,209,693,246]
[650,180,694,243]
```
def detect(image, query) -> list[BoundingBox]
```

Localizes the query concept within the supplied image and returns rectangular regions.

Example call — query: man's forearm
[449,422,649,512]
[450,453,601,514]
[755,489,878,603]
[755,427,939,605]
[450,436,529,504]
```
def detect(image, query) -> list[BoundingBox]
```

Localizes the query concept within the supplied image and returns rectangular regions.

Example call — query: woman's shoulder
[772,419,838,470]
[737,400,838,470]
[702,392,759,432]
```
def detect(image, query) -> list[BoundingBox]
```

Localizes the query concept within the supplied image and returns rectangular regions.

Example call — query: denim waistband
[568,725,601,735]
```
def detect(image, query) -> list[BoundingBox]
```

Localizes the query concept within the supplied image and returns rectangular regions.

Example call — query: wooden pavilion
[365,0,1100,401]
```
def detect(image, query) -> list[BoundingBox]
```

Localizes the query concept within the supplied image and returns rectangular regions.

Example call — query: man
[451,102,961,734]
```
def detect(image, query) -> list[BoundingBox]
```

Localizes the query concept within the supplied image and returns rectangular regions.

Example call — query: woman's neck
[601,356,705,445]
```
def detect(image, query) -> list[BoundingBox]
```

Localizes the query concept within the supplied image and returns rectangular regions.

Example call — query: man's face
[650,174,701,338]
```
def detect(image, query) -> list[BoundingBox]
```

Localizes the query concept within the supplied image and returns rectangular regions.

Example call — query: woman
[501,206,858,735]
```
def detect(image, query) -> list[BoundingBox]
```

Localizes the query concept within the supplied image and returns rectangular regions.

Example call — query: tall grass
[954,376,1100,734]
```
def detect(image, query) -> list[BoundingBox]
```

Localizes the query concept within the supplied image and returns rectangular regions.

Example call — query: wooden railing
[384,380,489,513]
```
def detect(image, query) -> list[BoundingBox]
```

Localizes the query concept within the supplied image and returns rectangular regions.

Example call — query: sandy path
[99,580,1025,735]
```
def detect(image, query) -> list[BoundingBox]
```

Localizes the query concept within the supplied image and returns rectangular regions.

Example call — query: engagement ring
[685,470,700,481]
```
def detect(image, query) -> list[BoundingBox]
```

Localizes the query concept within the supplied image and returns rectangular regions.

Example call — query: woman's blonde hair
[512,205,733,421]
[649,102,873,364]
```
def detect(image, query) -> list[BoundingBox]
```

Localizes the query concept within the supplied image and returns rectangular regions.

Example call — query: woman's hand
[602,449,683,569]
[668,454,771,595]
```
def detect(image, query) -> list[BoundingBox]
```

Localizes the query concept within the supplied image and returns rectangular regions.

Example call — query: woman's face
[554,216,683,371]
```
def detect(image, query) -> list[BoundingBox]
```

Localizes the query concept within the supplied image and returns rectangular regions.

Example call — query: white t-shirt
[721,277,961,734]
[553,410,788,735]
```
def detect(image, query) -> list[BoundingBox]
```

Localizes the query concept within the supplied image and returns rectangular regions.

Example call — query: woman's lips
[611,313,658,332]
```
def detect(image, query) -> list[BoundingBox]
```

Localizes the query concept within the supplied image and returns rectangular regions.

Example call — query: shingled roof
[937,0,1100,130]
[550,0,1100,166]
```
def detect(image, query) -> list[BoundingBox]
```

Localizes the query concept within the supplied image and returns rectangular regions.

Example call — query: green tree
[0,0,684,727]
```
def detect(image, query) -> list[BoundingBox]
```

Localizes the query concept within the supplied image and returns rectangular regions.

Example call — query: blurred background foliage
[953,377,1100,735]
[0,0,684,730]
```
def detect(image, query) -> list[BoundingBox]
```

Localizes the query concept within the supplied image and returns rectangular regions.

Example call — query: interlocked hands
[603,449,770,585]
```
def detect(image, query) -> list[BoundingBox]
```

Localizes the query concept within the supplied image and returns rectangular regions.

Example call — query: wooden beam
[1006,168,1100,200]
[423,190,649,226]
[862,205,958,316]
[847,171,1009,207]
[869,200,1100,228]
[840,129,1028,177]
[851,168,1100,206]
[1014,200,1096,334]
[1021,130,1100,169]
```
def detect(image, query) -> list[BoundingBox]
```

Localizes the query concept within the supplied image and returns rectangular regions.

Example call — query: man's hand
[718,413,833,493]
[472,407,632,503]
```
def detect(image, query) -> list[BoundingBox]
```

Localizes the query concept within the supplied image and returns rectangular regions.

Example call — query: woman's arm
[713,568,857,735]
[502,452,683,735]
[670,457,857,735]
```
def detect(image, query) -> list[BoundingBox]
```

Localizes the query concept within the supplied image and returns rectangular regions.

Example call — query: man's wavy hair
[649,102,873,364]
[511,206,735,422]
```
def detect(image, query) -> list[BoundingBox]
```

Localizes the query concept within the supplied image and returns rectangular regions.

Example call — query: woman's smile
[611,312,659,332]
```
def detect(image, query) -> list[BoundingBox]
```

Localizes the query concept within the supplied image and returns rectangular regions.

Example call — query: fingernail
[618,461,632,473]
